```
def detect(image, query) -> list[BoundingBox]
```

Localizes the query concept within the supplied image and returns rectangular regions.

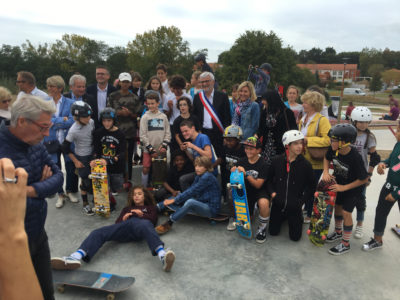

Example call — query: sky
[2,0,400,62]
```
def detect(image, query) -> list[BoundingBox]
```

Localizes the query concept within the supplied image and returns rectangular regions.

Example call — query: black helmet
[328,124,357,144]
[194,53,206,62]
[71,101,92,118]
[260,63,272,72]
[100,107,116,122]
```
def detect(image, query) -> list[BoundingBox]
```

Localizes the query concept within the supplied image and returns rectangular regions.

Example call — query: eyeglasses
[199,80,212,84]
[28,119,53,132]
[1,99,11,104]
[96,72,107,76]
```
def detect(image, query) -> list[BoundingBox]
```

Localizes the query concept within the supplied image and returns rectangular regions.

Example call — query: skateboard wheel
[88,175,93,179]
[163,158,167,162]
[107,294,115,300]
[244,223,250,230]
[227,183,231,188]
[237,184,242,189]
[322,235,326,240]
[57,285,65,293]
[314,192,319,197]
[151,158,155,162]
[306,229,311,235]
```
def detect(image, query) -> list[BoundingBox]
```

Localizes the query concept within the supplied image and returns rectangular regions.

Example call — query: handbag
[44,140,60,154]
[306,116,329,161]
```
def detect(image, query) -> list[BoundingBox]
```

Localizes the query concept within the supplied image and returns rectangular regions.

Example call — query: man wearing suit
[86,66,117,128]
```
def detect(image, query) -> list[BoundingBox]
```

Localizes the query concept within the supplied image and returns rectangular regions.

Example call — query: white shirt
[17,87,51,101]
[163,92,192,125]
[202,90,214,129]
[97,84,108,119]
[54,97,64,144]
[300,112,317,136]
[162,79,170,95]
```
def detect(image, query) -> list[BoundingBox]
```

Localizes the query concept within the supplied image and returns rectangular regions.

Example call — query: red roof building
[297,64,360,82]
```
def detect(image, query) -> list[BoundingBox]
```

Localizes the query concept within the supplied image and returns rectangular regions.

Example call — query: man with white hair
[64,74,94,104]
[16,71,50,101]
[0,95,64,300]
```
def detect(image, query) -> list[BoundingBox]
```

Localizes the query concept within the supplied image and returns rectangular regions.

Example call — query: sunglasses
[1,99,11,104]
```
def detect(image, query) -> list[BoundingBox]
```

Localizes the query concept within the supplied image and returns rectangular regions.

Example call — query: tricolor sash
[199,91,224,133]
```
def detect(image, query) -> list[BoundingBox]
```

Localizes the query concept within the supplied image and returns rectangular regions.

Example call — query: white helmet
[351,106,372,122]
[282,130,305,146]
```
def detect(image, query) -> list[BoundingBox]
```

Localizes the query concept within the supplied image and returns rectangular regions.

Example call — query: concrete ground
[46,129,400,300]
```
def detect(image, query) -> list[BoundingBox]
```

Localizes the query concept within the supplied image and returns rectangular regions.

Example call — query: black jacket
[267,153,315,211]
[86,84,117,128]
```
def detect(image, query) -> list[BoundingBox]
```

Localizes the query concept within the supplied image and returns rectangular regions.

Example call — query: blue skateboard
[228,169,252,239]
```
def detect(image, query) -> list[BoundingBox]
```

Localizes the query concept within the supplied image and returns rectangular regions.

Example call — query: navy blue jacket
[0,124,64,240]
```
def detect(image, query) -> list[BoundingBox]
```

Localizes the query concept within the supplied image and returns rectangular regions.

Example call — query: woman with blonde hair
[0,87,12,123]
[299,90,331,223]
[232,81,260,140]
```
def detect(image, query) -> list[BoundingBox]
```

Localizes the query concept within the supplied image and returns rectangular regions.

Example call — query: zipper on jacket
[282,162,290,212]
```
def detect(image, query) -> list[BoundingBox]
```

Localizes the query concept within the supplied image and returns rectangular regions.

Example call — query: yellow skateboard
[89,160,110,217]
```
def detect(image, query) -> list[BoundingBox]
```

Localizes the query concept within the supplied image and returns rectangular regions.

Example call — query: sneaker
[303,217,311,224]
[111,192,119,196]
[51,256,81,270]
[83,205,95,216]
[227,217,236,231]
[67,192,80,203]
[155,222,172,235]
[329,243,350,255]
[326,231,343,243]
[161,249,175,272]
[55,195,65,208]
[362,238,383,251]
[255,227,267,244]
[354,226,363,239]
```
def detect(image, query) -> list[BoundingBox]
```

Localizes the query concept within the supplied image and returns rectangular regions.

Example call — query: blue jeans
[168,199,212,222]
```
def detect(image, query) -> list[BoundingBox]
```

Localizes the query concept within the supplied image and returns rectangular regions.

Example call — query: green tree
[359,48,383,76]
[127,26,194,82]
[369,64,383,96]
[382,69,400,86]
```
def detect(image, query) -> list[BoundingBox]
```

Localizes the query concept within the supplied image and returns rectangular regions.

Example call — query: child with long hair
[146,76,166,109]
[51,185,176,272]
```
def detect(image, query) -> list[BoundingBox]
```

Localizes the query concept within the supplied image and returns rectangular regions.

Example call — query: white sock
[70,249,86,260]
[155,246,166,260]
[142,173,149,187]
[258,216,269,230]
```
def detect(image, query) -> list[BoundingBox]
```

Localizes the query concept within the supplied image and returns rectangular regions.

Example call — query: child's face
[170,87,183,97]
[286,88,298,102]
[79,116,91,124]
[174,155,185,170]
[355,121,369,132]
[102,118,114,130]
[288,140,303,156]
[132,79,141,88]
[330,138,339,151]
[157,70,167,82]
[178,100,189,114]
[224,137,239,149]
[133,188,145,206]
[244,145,260,159]
[150,79,161,91]
[119,80,131,91]
[146,99,159,113]
[180,125,195,140]
[195,164,207,176]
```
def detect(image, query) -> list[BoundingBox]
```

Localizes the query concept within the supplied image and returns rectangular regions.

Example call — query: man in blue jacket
[0,95,64,300]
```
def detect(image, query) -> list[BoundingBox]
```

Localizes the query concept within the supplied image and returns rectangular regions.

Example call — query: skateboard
[307,179,337,246]
[150,153,167,190]
[53,269,135,300]
[166,204,229,223]
[392,224,400,237]
[89,160,110,217]
[227,169,252,239]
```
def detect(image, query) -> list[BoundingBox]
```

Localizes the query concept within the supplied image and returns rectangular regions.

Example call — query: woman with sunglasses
[0,87,12,124]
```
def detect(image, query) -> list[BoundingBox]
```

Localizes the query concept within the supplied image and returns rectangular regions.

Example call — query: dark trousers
[305,169,323,217]
[56,150,79,193]
[29,230,54,300]
[373,185,400,236]
[179,172,196,191]
[80,218,163,262]
[269,204,303,241]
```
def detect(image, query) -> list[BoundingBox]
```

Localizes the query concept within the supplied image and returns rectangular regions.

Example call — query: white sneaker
[67,192,80,203]
[55,195,64,208]
[354,226,363,239]
[111,192,118,196]
[51,256,81,270]
[227,217,237,231]
[161,249,175,272]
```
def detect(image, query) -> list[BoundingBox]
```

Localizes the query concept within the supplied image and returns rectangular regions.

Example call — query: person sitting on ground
[154,150,194,202]
[0,87,12,124]
[268,130,315,241]
[155,156,221,235]
[139,91,171,187]
[231,137,270,243]
[51,185,176,272]
[345,101,355,120]
[381,100,400,121]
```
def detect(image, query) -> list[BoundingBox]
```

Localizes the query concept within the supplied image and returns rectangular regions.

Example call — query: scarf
[232,99,252,126]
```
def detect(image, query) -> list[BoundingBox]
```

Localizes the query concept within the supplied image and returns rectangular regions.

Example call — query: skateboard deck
[166,204,229,222]
[228,169,252,239]
[89,160,110,217]
[307,179,337,246]
[151,153,167,189]
[53,269,134,300]
[392,224,400,237]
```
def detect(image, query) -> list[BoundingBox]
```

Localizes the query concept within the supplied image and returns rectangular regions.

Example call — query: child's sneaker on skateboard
[227,217,236,231]
[326,231,342,243]
[362,238,383,251]
[161,249,175,272]
[51,256,81,270]
[156,221,172,235]
[83,205,95,216]
[354,225,363,239]
[255,227,267,244]
[328,243,350,255]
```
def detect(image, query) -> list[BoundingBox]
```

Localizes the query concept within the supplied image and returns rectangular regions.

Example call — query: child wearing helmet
[62,101,95,215]
[267,130,315,241]
[91,108,126,209]
[322,124,369,255]
[351,106,380,239]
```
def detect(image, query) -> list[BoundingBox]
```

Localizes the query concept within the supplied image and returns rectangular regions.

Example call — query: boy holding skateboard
[231,137,270,243]
[139,91,171,187]
[363,124,400,251]
[322,124,369,255]
[268,130,315,241]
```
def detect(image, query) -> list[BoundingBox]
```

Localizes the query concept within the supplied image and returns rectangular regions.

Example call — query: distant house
[297,64,360,83]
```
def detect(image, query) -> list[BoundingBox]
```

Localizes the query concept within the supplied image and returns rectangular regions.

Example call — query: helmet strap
[285,147,290,173]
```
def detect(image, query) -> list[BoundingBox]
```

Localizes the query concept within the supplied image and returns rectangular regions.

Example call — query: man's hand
[40,165,53,181]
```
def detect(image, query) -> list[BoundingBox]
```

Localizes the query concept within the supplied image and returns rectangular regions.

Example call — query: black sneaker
[329,243,350,255]
[362,238,383,251]
[326,231,343,243]
[83,205,95,216]
[255,227,267,244]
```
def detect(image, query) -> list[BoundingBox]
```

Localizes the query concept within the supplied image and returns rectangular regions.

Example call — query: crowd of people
[0,60,399,300]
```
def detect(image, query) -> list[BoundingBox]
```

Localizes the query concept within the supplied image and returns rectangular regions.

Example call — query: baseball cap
[119,72,132,82]
[241,136,262,148]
